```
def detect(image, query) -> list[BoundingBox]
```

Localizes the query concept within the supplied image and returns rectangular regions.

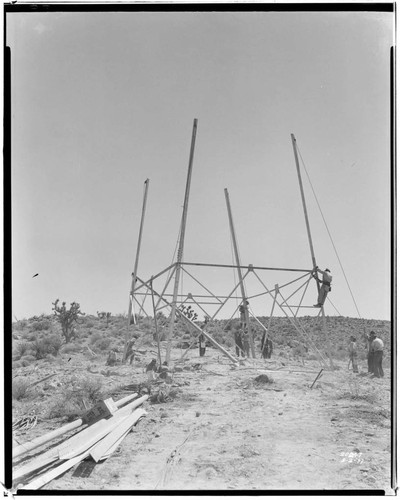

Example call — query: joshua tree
[52,299,85,343]
[97,311,112,327]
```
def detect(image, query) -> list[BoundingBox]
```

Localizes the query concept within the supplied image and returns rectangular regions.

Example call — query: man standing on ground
[199,333,206,357]
[266,337,273,359]
[261,330,269,359]
[364,331,375,373]
[347,336,359,373]
[370,332,384,378]
[234,326,244,357]
[242,328,250,357]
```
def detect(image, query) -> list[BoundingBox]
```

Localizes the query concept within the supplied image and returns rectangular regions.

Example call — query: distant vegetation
[12,311,391,369]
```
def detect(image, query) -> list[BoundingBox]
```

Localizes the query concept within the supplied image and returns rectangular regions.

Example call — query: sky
[7,8,393,321]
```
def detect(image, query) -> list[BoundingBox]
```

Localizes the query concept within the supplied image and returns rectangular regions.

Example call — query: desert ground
[12,329,393,493]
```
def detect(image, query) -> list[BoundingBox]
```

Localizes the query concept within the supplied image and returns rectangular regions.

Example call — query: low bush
[47,376,104,420]
[13,320,28,331]
[89,332,103,344]
[32,335,63,359]
[31,320,51,332]
[21,331,38,342]
[93,337,111,351]
[13,378,31,400]
[62,343,81,354]
[21,354,36,363]
[13,341,31,359]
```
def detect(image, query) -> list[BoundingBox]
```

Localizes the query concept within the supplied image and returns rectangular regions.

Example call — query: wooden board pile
[13,392,148,490]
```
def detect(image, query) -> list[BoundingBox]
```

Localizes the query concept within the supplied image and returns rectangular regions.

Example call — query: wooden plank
[98,430,129,461]
[14,452,59,481]
[58,395,148,459]
[14,395,147,479]
[20,448,94,490]
[58,415,126,460]
[13,392,138,459]
[90,408,146,462]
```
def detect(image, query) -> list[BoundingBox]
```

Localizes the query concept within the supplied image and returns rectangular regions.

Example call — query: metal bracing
[132,295,150,320]
[129,260,330,367]
[252,270,329,366]
[136,276,238,364]
[181,266,224,304]
[294,276,313,317]
[276,290,329,366]
[181,261,311,273]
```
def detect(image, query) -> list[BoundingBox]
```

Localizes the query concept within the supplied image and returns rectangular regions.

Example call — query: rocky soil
[12,343,393,493]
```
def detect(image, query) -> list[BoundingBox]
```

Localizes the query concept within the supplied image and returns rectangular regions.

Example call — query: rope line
[296,143,362,318]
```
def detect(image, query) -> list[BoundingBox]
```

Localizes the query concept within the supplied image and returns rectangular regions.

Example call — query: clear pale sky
[7,9,393,321]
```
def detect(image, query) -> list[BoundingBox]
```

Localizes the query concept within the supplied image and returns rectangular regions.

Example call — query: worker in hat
[364,330,375,373]
[370,332,384,378]
[313,267,332,307]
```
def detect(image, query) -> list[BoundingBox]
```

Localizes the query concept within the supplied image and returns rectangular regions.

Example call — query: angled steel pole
[123,179,150,362]
[291,134,333,368]
[150,277,162,369]
[165,119,198,365]
[291,134,317,270]
[224,188,255,358]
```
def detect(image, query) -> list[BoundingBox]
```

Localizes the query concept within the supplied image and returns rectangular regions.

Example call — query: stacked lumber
[14,393,148,490]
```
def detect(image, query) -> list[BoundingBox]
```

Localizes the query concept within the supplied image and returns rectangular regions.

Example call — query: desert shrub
[21,354,36,363]
[89,332,103,344]
[14,341,31,358]
[13,319,28,331]
[31,319,51,332]
[32,339,49,360]
[13,378,31,400]
[21,331,38,342]
[47,376,104,420]
[93,337,111,351]
[62,343,81,354]
[79,329,90,339]
[32,335,63,359]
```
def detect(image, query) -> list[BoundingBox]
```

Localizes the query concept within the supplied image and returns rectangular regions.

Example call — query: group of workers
[348,330,385,378]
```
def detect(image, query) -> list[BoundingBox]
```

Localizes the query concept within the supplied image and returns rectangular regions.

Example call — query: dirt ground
[13,346,393,493]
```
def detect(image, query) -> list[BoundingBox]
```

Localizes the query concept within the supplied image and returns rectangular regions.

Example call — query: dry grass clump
[337,377,379,404]
[13,341,31,359]
[13,378,32,400]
